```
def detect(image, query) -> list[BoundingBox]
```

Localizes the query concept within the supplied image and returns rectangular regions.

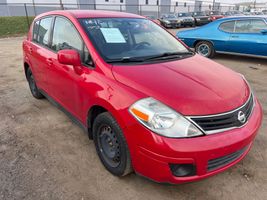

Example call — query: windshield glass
[178,13,191,17]
[146,15,156,20]
[210,11,221,15]
[162,14,176,18]
[79,18,189,62]
[193,12,206,16]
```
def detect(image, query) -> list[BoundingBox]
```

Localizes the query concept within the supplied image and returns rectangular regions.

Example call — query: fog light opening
[169,164,196,177]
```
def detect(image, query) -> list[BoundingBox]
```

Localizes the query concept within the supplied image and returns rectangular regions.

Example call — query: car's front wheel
[93,112,132,176]
[195,41,215,58]
[26,68,44,99]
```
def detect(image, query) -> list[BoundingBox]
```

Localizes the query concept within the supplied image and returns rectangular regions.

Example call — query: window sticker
[100,28,126,43]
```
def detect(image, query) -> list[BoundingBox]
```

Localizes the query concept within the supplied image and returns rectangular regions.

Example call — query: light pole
[212,0,215,10]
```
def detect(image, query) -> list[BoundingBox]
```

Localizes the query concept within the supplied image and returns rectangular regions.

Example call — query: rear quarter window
[219,21,235,33]
[35,17,53,47]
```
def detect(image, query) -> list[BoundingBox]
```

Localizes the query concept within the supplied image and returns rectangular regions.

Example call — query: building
[0,0,238,17]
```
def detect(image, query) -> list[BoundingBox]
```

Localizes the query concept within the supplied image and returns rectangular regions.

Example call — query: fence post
[59,0,64,10]
[24,3,30,29]
[139,5,142,15]
[157,5,160,18]
[120,5,122,12]
[32,0,37,16]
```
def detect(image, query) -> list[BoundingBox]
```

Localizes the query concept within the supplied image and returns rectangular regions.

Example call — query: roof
[218,15,267,21]
[36,10,144,19]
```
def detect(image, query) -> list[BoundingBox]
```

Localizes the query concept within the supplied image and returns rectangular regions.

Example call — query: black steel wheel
[93,112,132,176]
[26,68,44,99]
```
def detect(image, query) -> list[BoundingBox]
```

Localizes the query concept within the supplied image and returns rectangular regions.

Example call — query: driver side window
[51,17,93,66]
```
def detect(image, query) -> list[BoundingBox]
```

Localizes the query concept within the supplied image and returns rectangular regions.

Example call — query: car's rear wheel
[26,68,44,99]
[93,112,132,176]
[195,41,215,58]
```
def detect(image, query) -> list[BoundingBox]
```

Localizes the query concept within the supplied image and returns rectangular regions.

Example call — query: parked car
[224,10,244,16]
[262,10,267,15]
[190,12,211,26]
[177,16,267,58]
[159,14,181,28]
[176,12,195,27]
[144,15,160,25]
[205,10,224,21]
[23,10,262,184]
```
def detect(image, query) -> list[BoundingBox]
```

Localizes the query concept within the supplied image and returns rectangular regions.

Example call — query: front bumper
[181,21,195,26]
[124,99,262,184]
[164,23,180,28]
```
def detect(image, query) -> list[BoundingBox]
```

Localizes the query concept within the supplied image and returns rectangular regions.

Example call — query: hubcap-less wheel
[197,44,210,57]
[97,125,121,168]
[28,71,38,96]
[26,68,44,99]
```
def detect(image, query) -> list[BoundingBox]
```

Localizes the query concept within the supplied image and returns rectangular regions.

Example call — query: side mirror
[58,49,81,66]
[260,29,267,34]
[58,49,83,74]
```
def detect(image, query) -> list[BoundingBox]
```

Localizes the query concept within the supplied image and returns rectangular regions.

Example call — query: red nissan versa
[23,10,262,184]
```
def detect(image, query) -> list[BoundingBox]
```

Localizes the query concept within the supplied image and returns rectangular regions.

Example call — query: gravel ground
[0,35,266,200]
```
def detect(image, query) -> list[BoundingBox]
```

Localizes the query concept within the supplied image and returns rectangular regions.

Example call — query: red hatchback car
[23,10,262,184]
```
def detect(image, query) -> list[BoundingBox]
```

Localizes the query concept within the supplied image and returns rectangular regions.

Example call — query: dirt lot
[0,35,266,200]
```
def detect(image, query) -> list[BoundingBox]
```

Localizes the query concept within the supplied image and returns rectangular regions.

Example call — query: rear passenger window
[51,17,83,52]
[219,21,235,33]
[37,17,53,46]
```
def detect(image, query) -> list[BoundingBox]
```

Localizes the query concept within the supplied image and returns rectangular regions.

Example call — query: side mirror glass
[260,29,267,34]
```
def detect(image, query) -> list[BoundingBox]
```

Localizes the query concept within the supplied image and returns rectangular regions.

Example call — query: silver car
[176,12,195,27]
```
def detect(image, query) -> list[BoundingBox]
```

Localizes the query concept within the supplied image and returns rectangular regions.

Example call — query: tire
[195,41,215,58]
[93,112,132,176]
[26,68,44,99]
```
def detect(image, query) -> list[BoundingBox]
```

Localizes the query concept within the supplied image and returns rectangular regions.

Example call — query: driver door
[228,19,267,56]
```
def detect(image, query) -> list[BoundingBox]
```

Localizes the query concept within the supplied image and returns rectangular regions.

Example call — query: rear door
[28,17,53,91]
[228,18,267,56]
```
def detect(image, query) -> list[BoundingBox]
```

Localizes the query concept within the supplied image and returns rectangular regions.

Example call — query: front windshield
[146,15,156,20]
[79,18,189,62]
[179,13,191,17]
[210,11,221,15]
[194,12,205,16]
[163,14,176,18]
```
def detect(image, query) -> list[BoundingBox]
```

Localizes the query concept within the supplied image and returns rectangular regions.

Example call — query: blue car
[177,16,267,58]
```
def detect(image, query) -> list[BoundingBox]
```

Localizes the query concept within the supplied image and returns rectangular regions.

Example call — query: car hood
[111,55,250,116]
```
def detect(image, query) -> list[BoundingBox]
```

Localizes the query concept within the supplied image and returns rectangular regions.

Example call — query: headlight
[129,98,203,138]
[164,20,170,24]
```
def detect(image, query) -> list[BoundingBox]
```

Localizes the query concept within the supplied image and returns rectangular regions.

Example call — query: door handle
[46,58,53,67]
[231,35,239,38]
[28,47,33,54]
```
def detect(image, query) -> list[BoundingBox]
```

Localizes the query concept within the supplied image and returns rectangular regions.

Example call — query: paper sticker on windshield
[100,28,126,43]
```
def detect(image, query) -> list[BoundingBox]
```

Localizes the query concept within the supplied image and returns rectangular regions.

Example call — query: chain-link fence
[0,2,266,29]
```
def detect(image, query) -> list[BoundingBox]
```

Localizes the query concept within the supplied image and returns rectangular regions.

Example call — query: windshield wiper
[106,57,145,63]
[106,52,194,64]
[143,51,194,61]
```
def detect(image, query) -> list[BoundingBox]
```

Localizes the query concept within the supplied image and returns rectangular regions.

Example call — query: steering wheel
[133,42,151,50]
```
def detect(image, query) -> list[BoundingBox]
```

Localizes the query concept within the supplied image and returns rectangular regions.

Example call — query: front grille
[207,146,248,171]
[190,94,254,134]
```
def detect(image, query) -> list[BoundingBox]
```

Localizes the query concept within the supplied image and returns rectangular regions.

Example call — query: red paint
[23,10,263,184]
